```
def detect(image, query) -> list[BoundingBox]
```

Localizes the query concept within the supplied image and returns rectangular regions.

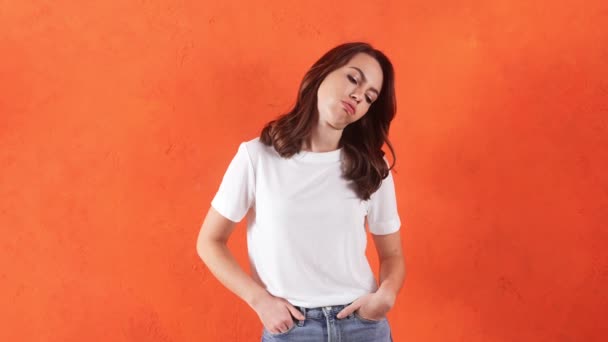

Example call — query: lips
[341,101,355,115]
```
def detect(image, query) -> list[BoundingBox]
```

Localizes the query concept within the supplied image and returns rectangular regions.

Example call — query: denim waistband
[294,303,355,320]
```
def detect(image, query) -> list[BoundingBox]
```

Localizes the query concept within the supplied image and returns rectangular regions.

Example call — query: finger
[336,303,359,319]
[285,303,306,320]
[272,323,287,334]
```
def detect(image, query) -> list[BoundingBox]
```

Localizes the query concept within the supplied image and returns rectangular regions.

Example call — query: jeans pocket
[353,310,386,324]
[264,322,298,337]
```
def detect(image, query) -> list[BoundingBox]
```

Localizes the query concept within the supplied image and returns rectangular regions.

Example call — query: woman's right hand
[251,293,305,334]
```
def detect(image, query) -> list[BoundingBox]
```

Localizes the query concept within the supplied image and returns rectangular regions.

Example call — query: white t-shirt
[211,137,401,308]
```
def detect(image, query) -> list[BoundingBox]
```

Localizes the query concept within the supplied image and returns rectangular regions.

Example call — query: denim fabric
[261,303,393,342]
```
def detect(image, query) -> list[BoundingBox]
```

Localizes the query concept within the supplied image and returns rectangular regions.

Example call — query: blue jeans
[261,303,393,342]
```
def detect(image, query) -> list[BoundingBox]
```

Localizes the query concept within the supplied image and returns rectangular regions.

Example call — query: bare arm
[196,206,304,333]
[335,230,406,320]
[196,206,268,308]
[372,230,406,305]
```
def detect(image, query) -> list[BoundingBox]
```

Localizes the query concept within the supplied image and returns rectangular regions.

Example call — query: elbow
[196,235,211,264]
[196,235,224,265]
[196,241,205,262]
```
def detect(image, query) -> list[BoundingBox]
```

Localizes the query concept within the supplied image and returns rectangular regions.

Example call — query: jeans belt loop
[297,306,307,326]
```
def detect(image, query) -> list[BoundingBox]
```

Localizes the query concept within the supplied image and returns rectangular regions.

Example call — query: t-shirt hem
[286,296,367,308]
[369,219,401,235]
[211,197,240,223]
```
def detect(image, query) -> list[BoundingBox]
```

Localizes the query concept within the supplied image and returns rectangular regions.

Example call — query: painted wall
[1,0,607,341]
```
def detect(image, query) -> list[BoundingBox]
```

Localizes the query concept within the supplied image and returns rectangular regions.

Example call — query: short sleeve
[211,142,255,223]
[366,166,401,235]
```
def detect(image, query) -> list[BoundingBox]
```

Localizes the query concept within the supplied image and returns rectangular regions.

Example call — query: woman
[197,42,405,341]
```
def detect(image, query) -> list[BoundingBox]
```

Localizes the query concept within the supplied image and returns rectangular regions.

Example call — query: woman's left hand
[336,289,395,321]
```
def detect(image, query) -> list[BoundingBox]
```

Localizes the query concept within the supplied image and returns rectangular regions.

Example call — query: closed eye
[348,75,373,104]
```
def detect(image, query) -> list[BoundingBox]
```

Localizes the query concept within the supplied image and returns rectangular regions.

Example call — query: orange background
[1,1,607,341]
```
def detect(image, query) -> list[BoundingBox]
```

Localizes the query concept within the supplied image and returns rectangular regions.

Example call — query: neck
[302,121,343,152]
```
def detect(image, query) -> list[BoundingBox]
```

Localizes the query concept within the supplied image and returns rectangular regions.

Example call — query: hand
[336,289,395,321]
[251,293,305,334]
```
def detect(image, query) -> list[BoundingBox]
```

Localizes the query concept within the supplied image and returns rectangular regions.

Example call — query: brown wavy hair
[260,42,397,201]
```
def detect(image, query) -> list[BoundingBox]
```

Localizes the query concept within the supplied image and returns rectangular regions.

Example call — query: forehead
[344,53,383,91]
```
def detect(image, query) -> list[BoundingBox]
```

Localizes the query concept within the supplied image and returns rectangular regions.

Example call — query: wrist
[375,285,397,307]
[246,287,271,310]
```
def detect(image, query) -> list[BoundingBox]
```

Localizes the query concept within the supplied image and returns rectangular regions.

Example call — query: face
[316,52,383,130]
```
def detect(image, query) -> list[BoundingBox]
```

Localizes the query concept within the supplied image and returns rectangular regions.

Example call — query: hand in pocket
[252,293,305,334]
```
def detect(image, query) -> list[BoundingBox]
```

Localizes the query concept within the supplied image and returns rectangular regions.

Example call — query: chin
[332,116,352,127]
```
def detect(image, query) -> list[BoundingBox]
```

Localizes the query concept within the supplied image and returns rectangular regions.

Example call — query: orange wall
[1,1,607,341]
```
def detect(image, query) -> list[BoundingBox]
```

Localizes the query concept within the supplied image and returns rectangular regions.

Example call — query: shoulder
[240,136,277,161]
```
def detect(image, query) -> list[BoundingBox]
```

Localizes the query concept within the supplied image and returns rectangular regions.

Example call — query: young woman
[197,42,405,341]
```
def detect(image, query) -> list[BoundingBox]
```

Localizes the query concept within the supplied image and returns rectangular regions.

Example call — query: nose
[350,92,362,103]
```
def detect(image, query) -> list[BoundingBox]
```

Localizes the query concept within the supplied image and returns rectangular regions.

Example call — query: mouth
[341,101,355,115]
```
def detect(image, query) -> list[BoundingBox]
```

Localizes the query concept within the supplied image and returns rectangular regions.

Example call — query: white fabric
[211,137,401,308]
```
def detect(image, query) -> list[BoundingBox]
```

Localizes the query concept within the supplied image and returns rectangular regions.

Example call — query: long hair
[260,42,397,201]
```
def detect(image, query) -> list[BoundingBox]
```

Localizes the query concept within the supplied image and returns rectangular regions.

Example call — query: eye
[347,75,358,84]
[365,95,373,104]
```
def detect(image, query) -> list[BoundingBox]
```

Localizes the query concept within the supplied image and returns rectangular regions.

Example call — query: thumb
[285,302,306,320]
[336,302,359,319]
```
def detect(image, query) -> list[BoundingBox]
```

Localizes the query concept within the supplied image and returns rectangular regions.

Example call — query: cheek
[316,84,331,107]
[317,88,340,112]
[356,104,371,117]
[317,96,331,112]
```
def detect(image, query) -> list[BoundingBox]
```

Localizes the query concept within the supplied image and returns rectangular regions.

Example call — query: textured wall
[1,0,607,341]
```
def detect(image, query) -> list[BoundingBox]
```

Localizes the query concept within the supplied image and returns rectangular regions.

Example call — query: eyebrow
[349,66,380,96]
